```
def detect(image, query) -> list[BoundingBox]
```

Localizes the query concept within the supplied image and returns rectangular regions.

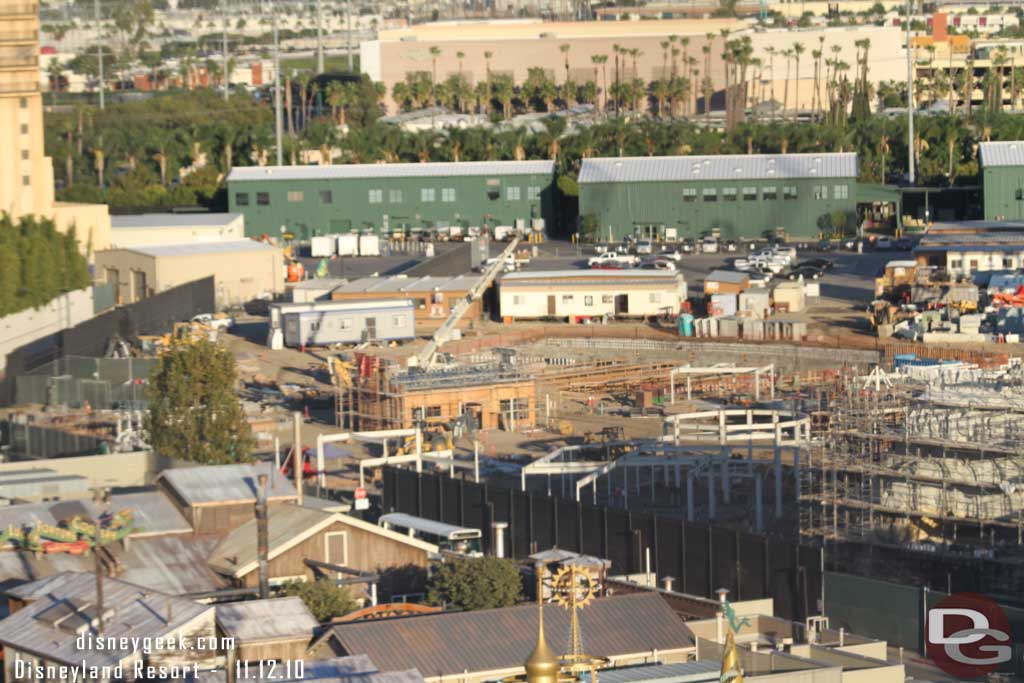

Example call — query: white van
[701,237,719,254]
[636,239,654,255]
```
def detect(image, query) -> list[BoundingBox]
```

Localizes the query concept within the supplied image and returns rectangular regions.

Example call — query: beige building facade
[363,19,905,116]
[95,240,283,308]
[0,0,109,252]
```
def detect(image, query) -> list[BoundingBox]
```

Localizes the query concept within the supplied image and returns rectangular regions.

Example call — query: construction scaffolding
[799,361,1024,548]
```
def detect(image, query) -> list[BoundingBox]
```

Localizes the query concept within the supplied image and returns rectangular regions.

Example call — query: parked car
[701,237,719,254]
[786,266,824,280]
[659,247,684,262]
[723,239,739,252]
[636,239,654,255]
[588,252,639,268]
[876,236,893,250]
[641,258,677,271]
[748,273,772,288]
[192,314,234,330]
[680,239,696,253]
[817,239,836,252]
[591,260,628,269]
[796,258,835,271]
[894,238,913,250]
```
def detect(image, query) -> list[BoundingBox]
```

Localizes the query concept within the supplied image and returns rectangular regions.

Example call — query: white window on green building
[762,186,777,200]
[389,189,403,203]
[783,186,798,200]
[742,187,757,201]
[527,186,541,200]
[287,191,304,202]
[683,188,697,203]
[702,188,717,202]
[506,186,521,201]
[442,188,456,202]
[813,185,828,200]
[834,184,849,200]
[722,187,738,202]
[421,188,436,202]
[369,189,383,204]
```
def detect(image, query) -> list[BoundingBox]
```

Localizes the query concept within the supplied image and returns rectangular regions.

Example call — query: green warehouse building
[577,153,859,241]
[226,160,556,239]
[979,141,1024,221]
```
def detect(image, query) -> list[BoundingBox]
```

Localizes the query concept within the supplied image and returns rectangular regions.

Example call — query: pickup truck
[588,252,639,268]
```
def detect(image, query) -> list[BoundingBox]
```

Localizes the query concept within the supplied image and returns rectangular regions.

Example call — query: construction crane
[412,236,522,370]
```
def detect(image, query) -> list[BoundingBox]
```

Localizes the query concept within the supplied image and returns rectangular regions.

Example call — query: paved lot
[517,240,911,307]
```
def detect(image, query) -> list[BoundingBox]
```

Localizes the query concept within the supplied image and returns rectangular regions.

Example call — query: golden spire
[525,563,559,683]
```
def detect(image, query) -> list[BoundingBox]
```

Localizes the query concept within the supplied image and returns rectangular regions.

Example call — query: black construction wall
[0,277,215,405]
[382,467,822,621]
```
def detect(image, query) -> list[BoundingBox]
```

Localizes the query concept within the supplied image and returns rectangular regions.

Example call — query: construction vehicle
[867,300,916,330]
[583,426,625,444]
[281,446,319,479]
[991,285,1024,308]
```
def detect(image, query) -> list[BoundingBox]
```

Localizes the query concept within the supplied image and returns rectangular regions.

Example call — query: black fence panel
[382,467,822,620]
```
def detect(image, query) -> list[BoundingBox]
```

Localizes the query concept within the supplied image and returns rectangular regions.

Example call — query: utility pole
[221,0,230,100]
[316,0,324,73]
[347,0,353,72]
[95,0,104,110]
[906,0,915,184]
[273,6,283,166]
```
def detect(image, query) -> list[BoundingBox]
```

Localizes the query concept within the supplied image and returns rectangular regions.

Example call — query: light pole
[221,0,230,100]
[906,0,915,184]
[95,0,104,110]
[273,6,283,166]
[316,0,324,73]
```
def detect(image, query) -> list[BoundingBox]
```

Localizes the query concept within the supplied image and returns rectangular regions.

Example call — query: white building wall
[945,249,1018,276]
[0,288,94,376]
[500,282,685,319]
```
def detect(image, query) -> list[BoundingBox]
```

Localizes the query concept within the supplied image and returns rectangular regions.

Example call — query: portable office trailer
[280,299,415,347]
[498,270,686,321]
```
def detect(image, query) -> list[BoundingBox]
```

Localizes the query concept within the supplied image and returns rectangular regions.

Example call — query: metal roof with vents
[979,141,1024,167]
[578,153,857,184]
[228,160,555,182]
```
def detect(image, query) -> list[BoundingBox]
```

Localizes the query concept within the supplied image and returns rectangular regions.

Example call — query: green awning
[856,183,902,204]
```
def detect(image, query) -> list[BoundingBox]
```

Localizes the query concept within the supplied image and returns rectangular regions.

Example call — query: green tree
[279,579,357,621]
[426,557,523,611]
[144,338,254,464]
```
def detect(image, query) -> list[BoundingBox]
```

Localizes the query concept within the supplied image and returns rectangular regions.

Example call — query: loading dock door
[365,317,377,341]
[547,296,556,316]
[615,294,628,314]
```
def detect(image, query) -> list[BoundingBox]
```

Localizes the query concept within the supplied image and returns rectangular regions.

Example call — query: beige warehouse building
[95,240,283,309]
[109,212,245,248]
[362,19,905,115]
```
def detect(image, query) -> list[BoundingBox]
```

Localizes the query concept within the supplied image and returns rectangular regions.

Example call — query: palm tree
[660,40,670,83]
[592,54,609,114]
[792,42,805,121]
[765,46,776,119]
[781,48,793,119]
[429,46,442,107]
[560,43,571,83]
[628,49,642,111]
[484,50,493,102]
[456,50,465,78]
[612,44,622,115]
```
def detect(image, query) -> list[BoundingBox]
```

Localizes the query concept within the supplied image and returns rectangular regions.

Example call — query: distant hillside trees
[0,213,90,317]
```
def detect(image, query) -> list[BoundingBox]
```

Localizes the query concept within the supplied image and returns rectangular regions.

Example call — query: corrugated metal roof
[919,232,1024,246]
[979,141,1024,167]
[228,161,555,183]
[196,657,425,683]
[160,462,297,506]
[503,270,680,281]
[122,239,274,258]
[590,661,721,683]
[216,597,318,642]
[0,536,226,597]
[705,270,749,284]
[110,213,242,229]
[0,491,192,537]
[0,571,211,668]
[379,513,477,537]
[326,593,693,678]
[331,275,477,295]
[578,153,857,183]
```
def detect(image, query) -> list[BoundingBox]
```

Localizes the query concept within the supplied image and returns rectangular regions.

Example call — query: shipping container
[710,293,738,317]
[280,299,415,347]
[311,236,336,257]
[359,234,381,256]
[337,233,359,256]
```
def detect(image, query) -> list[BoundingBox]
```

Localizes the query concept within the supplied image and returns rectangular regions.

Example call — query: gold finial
[525,563,559,683]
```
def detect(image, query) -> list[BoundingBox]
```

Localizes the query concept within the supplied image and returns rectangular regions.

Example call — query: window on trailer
[235,193,249,206]
[683,188,697,203]
[257,192,270,205]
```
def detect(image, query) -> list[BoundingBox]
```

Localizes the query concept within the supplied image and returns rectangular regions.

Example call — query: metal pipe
[256,473,270,599]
